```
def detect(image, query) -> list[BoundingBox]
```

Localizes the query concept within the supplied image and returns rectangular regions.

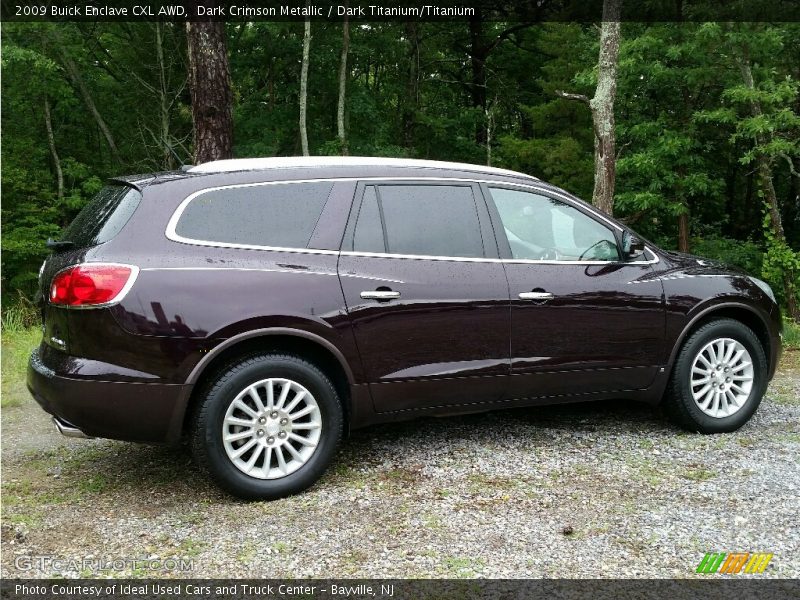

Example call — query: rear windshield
[62,184,142,249]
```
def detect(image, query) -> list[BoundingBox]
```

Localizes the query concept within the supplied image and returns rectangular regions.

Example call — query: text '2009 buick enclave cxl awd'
[28,157,783,499]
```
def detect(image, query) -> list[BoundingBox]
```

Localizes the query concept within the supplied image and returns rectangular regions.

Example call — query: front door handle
[360,290,401,300]
[519,291,554,301]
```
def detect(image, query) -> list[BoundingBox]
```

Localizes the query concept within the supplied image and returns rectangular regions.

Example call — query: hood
[662,250,747,276]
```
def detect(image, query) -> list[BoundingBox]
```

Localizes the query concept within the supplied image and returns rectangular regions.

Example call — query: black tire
[663,318,768,433]
[190,353,343,500]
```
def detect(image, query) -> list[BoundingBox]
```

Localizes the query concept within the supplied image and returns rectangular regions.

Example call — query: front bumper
[27,348,190,444]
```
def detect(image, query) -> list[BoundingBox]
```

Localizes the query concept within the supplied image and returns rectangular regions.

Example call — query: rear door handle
[519,291,554,301]
[360,290,401,300]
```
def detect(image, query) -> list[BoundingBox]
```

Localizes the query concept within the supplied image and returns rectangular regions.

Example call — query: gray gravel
[2,352,798,579]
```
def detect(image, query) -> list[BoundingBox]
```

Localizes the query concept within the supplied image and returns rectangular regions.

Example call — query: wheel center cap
[266,420,280,436]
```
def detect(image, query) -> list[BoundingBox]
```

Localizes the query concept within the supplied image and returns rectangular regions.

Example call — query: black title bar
[3,0,800,22]
[3,579,800,600]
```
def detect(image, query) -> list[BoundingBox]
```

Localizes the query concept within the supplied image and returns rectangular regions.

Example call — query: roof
[186,156,537,180]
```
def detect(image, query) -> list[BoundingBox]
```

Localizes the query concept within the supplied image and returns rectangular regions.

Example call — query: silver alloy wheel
[690,337,754,418]
[222,378,322,479]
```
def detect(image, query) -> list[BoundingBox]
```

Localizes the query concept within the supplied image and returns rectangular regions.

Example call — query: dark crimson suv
[28,157,782,499]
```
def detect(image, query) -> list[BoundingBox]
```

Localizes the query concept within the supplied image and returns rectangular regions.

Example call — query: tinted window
[62,185,142,249]
[490,188,620,261]
[353,186,385,253]
[175,182,332,248]
[353,185,484,258]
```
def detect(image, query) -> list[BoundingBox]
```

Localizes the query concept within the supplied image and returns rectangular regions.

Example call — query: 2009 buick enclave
[28,157,783,499]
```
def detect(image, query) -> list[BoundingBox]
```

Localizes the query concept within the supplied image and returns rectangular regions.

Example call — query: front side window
[175,182,333,248]
[489,187,620,261]
[353,184,484,258]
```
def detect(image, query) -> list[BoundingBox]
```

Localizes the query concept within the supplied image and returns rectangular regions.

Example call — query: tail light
[49,263,138,308]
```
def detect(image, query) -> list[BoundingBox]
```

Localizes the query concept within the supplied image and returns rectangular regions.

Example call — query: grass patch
[177,539,206,558]
[681,467,717,482]
[440,556,485,578]
[1,301,39,332]
[770,380,800,406]
[1,326,40,407]
[783,318,800,351]
[78,474,108,494]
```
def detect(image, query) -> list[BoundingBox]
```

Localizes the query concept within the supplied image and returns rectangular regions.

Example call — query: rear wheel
[663,318,768,433]
[191,353,343,500]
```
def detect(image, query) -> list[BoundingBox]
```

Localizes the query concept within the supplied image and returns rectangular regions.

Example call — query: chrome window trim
[165,176,659,265]
[339,250,658,266]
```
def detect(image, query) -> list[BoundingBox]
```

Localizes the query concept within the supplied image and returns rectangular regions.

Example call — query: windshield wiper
[46,238,75,251]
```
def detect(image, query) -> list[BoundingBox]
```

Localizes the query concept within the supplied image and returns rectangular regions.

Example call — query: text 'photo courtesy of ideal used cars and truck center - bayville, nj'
[1,0,800,598]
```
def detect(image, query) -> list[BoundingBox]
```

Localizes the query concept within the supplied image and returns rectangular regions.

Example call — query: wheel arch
[177,328,354,439]
[667,302,772,373]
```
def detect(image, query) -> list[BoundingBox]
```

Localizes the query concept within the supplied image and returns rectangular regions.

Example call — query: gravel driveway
[2,351,798,579]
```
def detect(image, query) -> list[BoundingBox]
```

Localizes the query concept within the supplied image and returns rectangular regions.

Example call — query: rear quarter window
[174,182,333,248]
[62,184,142,248]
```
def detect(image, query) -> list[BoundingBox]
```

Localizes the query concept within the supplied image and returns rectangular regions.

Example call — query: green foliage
[691,235,764,276]
[761,207,800,308]
[783,318,800,350]
[1,21,799,319]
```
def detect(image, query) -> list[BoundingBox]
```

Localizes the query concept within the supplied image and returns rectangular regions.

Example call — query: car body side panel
[110,251,362,383]
[502,261,665,399]
[338,254,511,412]
[656,253,782,378]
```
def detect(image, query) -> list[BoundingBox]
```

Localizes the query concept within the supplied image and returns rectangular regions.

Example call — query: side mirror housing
[622,231,645,260]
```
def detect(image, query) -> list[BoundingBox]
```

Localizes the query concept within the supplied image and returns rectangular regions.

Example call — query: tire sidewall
[674,320,767,433]
[199,356,342,500]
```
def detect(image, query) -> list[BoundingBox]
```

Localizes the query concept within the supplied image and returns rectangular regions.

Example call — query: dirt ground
[2,344,798,579]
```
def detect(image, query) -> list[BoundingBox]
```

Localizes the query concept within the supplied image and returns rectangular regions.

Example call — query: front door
[338,181,510,412]
[483,184,665,401]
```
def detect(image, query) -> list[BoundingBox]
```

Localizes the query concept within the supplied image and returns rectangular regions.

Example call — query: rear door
[338,181,511,413]
[483,184,665,400]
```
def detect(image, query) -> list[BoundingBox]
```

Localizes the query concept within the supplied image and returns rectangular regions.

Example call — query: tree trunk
[155,22,175,169]
[678,211,690,253]
[555,0,621,215]
[299,14,312,156]
[58,48,122,164]
[739,55,799,320]
[43,97,64,203]
[469,11,488,147]
[589,0,622,215]
[486,97,496,166]
[186,20,233,164]
[401,21,420,149]
[337,8,350,155]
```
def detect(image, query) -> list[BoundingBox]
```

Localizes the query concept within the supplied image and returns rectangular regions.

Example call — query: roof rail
[186,156,537,180]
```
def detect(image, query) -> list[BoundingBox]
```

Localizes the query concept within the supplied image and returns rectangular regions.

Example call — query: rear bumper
[27,348,190,444]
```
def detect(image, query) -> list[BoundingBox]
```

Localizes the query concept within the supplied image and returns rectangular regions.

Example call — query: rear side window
[174,182,333,248]
[353,184,484,258]
[62,184,142,249]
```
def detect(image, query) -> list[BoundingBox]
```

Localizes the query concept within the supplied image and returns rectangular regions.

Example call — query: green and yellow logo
[696,552,773,574]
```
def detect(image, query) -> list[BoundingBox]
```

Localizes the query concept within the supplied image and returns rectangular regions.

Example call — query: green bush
[690,235,764,276]
[1,297,40,332]
[783,318,800,351]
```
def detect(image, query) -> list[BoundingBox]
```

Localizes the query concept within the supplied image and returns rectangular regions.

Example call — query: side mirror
[622,231,645,260]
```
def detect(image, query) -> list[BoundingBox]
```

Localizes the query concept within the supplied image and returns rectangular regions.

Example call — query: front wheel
[663,318,768,433]
[190,353,343,500]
